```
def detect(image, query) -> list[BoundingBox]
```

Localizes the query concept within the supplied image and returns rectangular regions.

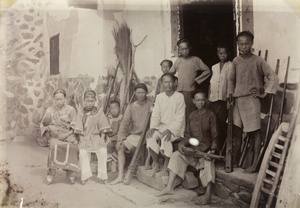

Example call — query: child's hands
[58,132,69,141]
[48,125,59,137]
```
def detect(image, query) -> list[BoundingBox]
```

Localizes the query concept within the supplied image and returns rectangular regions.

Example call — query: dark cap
[177,38,190,46]
[84,89,96,99]
[134,83,148,93]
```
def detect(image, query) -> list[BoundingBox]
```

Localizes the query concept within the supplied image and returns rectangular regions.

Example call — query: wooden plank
[274,144,284,150]
[250,124,285,207]
[277,135,287,142]
[268,161,280,168]
[263,178,274,185]
[267,134,291,206]
[266,169,276,177]
[271,152,281,159]
[261,187,271,195]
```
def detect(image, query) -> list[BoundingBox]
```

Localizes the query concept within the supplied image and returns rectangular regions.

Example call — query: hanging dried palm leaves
[112,22,147,114]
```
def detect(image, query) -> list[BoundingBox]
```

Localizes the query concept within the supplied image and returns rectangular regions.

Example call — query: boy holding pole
[228,31,279,173]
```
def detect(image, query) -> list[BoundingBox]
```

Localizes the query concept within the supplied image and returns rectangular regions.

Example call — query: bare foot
[144,164,152,170]
[243,166,256,174]
[195,187,206,196]
[155,187,174,197]
[161,167,169,177]
[195,194,211,205]
[148,164,160,177]
[110,176,123,185]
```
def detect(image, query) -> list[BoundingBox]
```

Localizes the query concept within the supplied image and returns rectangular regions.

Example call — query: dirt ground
[0,136,237,208]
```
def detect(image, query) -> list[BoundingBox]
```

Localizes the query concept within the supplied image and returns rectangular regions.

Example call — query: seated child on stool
[106,100,123,172]
[74,90,112,184]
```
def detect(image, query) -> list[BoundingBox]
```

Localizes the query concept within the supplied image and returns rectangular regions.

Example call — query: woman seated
[41,88,79,185]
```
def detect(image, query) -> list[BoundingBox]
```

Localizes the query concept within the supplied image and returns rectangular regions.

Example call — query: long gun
[225,94,233,172]
[238,50,269,168]
[276,56,290,129]
[123,110,152,185]
[194,151,225,161]
[253,59,280,172]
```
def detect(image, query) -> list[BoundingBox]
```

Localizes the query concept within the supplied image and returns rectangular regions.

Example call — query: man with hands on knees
[146,73,186,177]
[110,83,152,185]
[155,90,218,206]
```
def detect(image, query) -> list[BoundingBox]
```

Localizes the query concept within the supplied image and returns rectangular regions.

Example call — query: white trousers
[79,148,108,181]
[146,131,177,157]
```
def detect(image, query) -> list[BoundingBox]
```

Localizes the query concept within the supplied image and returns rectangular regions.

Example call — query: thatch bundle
[112,23,133,113]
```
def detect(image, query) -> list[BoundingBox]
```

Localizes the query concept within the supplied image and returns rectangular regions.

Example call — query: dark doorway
[182,0,236,67]
[50,34,60,75]
[181,0,236,92]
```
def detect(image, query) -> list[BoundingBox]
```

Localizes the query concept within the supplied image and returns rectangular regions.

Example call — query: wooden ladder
[250,119,296,208]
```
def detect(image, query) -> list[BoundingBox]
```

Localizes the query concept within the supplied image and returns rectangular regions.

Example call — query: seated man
[156,90,218,206]
[110,83,152,185]
[146,73,186,176]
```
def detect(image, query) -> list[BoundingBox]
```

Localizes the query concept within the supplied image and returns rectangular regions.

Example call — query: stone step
[216,167,257,190]
[136,166,181,190]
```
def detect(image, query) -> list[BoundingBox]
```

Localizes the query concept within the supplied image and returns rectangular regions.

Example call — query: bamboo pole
[277,56,290,127]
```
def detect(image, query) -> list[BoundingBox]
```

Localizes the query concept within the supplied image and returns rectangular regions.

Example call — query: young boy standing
[209,45,233,150]
[170,39,211,120]
[228,31,278,173]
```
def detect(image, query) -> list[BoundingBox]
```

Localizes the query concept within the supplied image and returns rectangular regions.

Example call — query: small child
[228,31,279,173]
[155,59,175,97]
[208,44,233,151]
[170,38,211,120]
[74,90,112,184]
[106,100,123,172]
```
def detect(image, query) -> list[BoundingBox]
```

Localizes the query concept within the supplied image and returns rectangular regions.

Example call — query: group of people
[41,30,279,206]
[42,89,115,185]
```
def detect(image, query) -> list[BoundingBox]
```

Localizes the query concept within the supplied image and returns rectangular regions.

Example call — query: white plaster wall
[252,0,300,84]
[46,1,104,78]
[46,0,172,80]
[102,0,173,79]
[69,8,104,78]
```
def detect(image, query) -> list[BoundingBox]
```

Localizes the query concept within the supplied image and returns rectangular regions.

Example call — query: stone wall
[1,0,111,141]
[2,0,47,138]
